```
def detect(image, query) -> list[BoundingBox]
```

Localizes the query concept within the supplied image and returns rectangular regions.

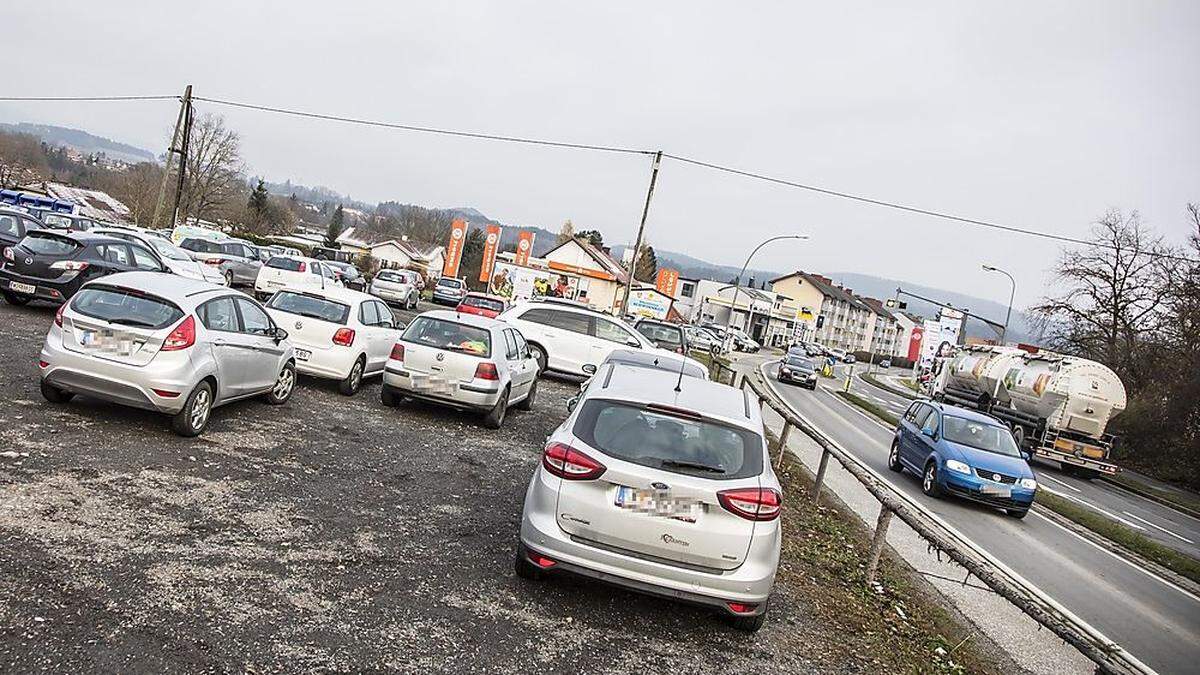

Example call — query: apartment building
[769,271,871,352]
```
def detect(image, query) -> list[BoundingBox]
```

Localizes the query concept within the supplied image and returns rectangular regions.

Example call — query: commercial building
[768,271,872,353]
[690,280,799,347]
[488,237,631,315]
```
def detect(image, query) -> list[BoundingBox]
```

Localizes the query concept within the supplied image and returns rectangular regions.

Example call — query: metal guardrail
[719,361,1153,675]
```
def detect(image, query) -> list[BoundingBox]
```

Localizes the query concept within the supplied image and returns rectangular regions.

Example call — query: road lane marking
[1042,475,1083,493]
[1122,512,1195,544]
[761,361,1200,606]
[1040,487,1147,530]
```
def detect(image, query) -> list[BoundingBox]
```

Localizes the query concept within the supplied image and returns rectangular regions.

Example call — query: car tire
[515,378,537,411]
[922,462,942,498]
[224,270,234,287]
[380,384,400,408]
[482,387,509,429]
[528,343,547,375]
[39,380,74,404]
[339,357,365,396]
[2,291,31,306]
[729,607,768,633]
[1006,508,1029,519]
[888,442,903,473]
[513,550,544,581]
[263,362,296,405]
[171,380,213,437]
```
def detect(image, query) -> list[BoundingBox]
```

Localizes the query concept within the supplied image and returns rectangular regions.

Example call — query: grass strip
[836,390,901,427]
[1035,491,1200,585]
[1106,474,1200,516]
[898,378,920,393]
[861,372,917,400]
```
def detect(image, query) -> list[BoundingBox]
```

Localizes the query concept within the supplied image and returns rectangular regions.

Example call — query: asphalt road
[0,300,855,673]
[846,364,1200,559]
[764,362,1200,675]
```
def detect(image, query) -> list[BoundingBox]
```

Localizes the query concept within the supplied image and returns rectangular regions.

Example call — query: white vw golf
[264,287,403,395]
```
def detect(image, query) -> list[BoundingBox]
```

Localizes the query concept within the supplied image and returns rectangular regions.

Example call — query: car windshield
[574,400,763,480]
[462,295,504,312]
[267,291,350,324]
[40,213,73,228]
[145,238,190,261]
[784,356,814,369]
[636,322,683,347]
[942,415,1022,457]
[22,232,79,256]
[70,286,184,329]
[402,316,491,357]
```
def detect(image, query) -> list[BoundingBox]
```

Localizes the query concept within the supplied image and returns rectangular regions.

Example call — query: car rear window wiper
[660,459,726,474]
[107,317,159,328]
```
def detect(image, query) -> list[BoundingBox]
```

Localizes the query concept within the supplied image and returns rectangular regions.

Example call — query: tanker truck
[930,345,1127,478]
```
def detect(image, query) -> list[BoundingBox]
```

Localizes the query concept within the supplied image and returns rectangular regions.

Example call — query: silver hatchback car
[38,271,297,436]
[516,364,782,631]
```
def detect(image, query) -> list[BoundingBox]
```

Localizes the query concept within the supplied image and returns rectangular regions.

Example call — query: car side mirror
[582,364,597,375]
[922,427,937,440]
[1020,450,1031,461]
[273,327,289,343]
[566,395,580,413]
[625,338,641,348]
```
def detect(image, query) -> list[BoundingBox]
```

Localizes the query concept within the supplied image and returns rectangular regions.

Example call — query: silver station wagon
[38,271,297,436]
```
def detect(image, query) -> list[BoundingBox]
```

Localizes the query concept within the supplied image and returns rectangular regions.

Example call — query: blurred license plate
[295,348,311,361]
[79,329,136,356]
[981,484,1011,497]
[9,281,35,294]
[412,375,455,395]
[615,486,699,521]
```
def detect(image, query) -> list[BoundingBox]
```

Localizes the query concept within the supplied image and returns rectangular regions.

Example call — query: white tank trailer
[932,345,1127,478]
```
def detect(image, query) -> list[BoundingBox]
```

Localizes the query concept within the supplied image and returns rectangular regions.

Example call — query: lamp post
[721,235,807,352]
[982,264,1015,345]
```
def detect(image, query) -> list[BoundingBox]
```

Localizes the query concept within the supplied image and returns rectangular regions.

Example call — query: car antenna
[673,351,687,393]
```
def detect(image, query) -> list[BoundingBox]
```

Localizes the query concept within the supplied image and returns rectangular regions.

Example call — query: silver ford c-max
[38,271,297,436]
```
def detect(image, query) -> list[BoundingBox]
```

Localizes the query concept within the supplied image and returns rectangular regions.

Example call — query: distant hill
[609,244,782,286]
[0,122,156,164]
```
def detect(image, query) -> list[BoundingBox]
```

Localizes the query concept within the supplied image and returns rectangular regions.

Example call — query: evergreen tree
[577,229,604,248]
[325,204,345,248]
[634,245,657,282]
[247,179,270,228]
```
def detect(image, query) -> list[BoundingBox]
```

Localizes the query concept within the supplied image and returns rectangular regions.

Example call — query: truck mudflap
[1034,446,1120,475]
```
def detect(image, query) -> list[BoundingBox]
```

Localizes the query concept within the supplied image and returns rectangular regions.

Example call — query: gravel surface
[0,300,854,674]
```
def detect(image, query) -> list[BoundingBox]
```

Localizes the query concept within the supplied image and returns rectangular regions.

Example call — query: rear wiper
[661,459,725,474]
[108,318,157,328]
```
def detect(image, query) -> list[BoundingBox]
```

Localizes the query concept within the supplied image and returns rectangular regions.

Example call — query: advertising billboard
[654,268,680,297]
[627,288,672,320]
[514,230,536,267]
[442,219,468,278]
[478,224,501,283]
[489,261,580,304]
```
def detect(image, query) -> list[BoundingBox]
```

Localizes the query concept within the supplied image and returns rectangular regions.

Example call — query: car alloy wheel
[888,442,902,473]
[269,365,295,403]
[922,463,942,498]
[224,270,234,286]
[340,358,364,396]
[190,386,212,431]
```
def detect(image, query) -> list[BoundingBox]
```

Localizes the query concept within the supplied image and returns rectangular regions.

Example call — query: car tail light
[38,360,49,369]
[530,553,557,569]
[161,315,196,352]
[542,442,606,480]
[152,389,180,398]
[332,328,355,346]
[389,343,405,362]
[3,248,13,261]
[297,261,307,273]
[474,362,499,381]
[726,602,758,615]
[54,303,65,327]
[717,488,782,521]
[50,260,89,271]
[204,258,222,266]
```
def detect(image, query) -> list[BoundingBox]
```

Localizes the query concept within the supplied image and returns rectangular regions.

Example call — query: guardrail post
[776,422,791,468]
[811,448,831,504]
[865,505,894,584]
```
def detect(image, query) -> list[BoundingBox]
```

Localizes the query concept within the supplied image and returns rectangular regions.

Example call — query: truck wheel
[1011,426,1025,450]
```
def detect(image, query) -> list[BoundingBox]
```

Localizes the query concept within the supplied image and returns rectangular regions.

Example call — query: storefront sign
[442,219,468,278]
[514,230,535,267]
[654,268,679,297]
[479,224,502,283]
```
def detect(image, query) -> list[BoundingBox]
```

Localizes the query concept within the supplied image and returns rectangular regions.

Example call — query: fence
[717,361,1152,675]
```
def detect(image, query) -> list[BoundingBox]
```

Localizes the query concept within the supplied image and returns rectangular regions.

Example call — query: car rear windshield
[22,232,80,256]
[70,286,184,329]
[573,399,763,480]
[942,416,1022,457]
[402,316,490,357]
[266,256,306,271]
[462,295,503,312]
[636,322,683,346]
[437,278,463,288]
[267,291,350,324]
[375,270,406,283]
[784,356,814,369]
[181,238,223,253]
[40,213,73,229]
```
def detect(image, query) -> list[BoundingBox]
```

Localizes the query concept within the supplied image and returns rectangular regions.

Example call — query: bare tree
[107,162,165,226]
[1030,209,1170,385]
[556,219,575,244]
[0,131,49,189]
[176,113,244,224]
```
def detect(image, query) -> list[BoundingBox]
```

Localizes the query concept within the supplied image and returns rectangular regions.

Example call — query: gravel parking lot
[0,300,851,674]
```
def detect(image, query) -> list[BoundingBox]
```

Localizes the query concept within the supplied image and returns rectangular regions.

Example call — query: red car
[456,292,508,319]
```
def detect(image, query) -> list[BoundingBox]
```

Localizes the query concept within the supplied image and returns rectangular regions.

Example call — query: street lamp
[982,264,1015,345]
[721,235,807,352]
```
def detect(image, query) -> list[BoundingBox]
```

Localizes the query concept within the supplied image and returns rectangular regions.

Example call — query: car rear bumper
[518,469,778,612]
[39,338,200,415]
[0,267,82,301]
[293,346,357,381]
[369,285,413,302]
[382,368,501,410]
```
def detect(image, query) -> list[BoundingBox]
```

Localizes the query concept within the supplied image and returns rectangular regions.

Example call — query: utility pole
[150,85,192,229]
[620,150,662,315]
[170,85,194,228]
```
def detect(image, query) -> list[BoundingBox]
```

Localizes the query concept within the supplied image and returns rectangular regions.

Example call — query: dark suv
[0,230,166,305]
[633,318,688,354]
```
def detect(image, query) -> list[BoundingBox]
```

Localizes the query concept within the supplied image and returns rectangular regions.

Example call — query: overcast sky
[4,1,1197,307]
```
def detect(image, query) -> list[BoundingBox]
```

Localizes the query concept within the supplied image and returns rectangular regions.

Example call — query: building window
[681,282,695,299]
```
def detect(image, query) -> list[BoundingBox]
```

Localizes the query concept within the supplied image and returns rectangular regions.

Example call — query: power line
[0,95,179,102]
[191,95,655,156]
[663,153,1198,264]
